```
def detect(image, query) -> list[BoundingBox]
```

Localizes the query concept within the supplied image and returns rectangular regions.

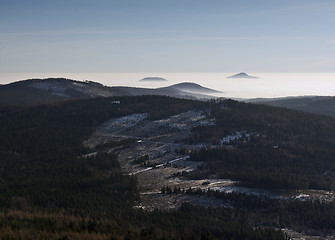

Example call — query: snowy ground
[84,110,335,211]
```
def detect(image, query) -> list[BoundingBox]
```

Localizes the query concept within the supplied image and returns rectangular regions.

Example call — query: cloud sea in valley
[1,72,335,99]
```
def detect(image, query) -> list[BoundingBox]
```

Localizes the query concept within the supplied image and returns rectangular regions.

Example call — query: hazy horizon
[1,72,335,99]
[1,1,335,98]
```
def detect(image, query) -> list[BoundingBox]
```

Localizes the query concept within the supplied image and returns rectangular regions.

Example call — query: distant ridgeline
[0,78,219,107]
[249,96,335,118]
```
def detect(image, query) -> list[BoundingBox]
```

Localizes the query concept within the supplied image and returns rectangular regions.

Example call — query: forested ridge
[162,187,335,235]
[185,99,335,190]
[0,96,285,239]
[2,96,335,239]
[0,96,205,210]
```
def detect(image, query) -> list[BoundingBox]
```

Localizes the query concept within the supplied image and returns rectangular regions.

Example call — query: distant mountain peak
[139,77,167,82]
[0,78,221,107]
[227,72,258,79]
[168,82,221,94]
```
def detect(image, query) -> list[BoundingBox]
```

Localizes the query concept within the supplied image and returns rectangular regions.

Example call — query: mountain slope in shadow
[0,78,219,107]
[164,82,221,94]
[249,96,335,117]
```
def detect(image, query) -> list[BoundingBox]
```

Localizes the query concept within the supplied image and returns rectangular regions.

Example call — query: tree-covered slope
[0,78,218,107]
[185,99,335,190]
[250,96,335,117]
[0,96,286,239]
[3,95,335,239]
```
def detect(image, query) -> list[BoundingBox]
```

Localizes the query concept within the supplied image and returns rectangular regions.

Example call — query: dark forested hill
[0,78,113,106]
[162,82,221,94]
[0,78,218,107]
[249,96,335,117]
[2,95,335,239]
[184,99,335,190]
[0,96,286,239]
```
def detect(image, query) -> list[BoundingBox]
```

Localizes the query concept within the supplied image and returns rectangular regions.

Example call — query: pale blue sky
[1,0,335,72]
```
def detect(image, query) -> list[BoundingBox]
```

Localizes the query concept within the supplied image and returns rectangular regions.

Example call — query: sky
[1,0,335,73]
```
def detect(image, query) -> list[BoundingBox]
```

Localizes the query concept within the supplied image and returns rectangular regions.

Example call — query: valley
[83,110,224,209]
[84,108,335,212]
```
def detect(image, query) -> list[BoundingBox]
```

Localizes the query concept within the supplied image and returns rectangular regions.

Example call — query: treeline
[182,187,335,235]
[0,204,285,240]
[185,99,335,190]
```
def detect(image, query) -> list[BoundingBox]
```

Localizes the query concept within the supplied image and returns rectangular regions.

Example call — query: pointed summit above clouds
[227,72,259,79]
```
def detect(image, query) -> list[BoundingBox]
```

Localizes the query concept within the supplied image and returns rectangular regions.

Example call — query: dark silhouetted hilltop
[139,77,167,82]
[0,78,220,106]
[165,82,221,94]
[249,96,335,117]
[228,72,258,79]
